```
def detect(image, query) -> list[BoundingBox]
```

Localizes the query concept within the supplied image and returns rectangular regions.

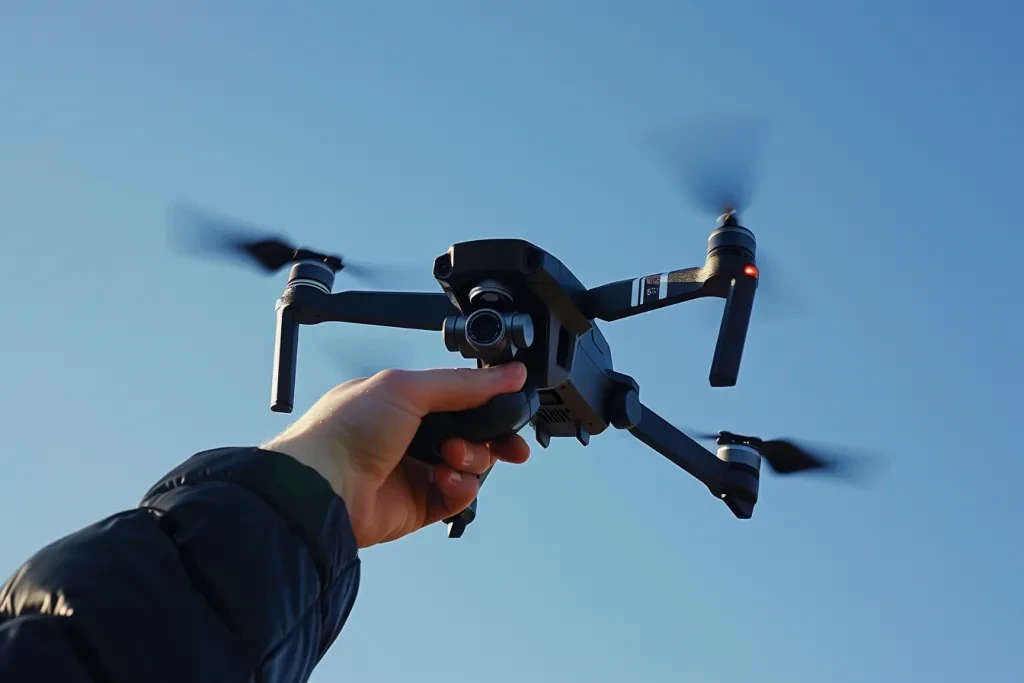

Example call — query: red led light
[744,264,759,278]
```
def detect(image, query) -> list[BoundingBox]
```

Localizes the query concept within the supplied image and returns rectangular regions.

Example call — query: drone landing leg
[271,304,300,413]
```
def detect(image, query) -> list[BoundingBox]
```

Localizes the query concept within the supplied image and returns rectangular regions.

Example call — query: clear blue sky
[2,1,1022,681]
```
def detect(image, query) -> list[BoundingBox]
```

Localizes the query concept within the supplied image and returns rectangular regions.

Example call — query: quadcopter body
[267,212,762,537]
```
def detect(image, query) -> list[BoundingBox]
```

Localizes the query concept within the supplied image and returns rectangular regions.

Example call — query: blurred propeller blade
[695,247,810,328]
[337,260,431,289]
[751,248,809,320]
[167,202,306,274]
[758,439,837,474]
[317,339,415,380]
[167,201,423,285]
[687,429,723,441]
[648,113,772,216]
[646,115,800,324]
[757,439,883,485]
[681,426,880,484]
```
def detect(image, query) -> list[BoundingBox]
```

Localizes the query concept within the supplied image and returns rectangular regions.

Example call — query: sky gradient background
[2,1,1022,681]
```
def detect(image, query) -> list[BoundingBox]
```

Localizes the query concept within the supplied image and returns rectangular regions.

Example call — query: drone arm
[628,403,726,490]
[269,287,460,413]
[283,288,461,331]
[584,261,758,387]
[582,266,721,321]
[628,403,755,519]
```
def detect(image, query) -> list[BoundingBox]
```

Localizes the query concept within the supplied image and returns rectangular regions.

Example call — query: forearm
[0,447,360,683]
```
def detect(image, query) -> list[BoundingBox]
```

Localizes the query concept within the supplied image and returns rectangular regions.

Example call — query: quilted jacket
[0,447,361,682]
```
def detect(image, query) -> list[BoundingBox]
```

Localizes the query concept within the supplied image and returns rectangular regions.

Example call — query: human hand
[262,362,531,549]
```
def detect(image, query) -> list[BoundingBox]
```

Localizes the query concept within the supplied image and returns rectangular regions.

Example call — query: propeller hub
[717,207,739,225]
[715,430,763,449]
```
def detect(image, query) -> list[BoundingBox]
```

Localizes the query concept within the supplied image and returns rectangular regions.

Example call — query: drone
[169,120,869,538]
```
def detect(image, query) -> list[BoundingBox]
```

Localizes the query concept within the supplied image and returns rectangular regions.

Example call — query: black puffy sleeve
[0,447,361,683]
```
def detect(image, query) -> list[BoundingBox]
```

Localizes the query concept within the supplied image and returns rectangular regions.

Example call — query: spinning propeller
[166,202,405,284]
[649,115,807,321]
[167,201,423,379]
[687,428,876,483]
[652,113,770,220]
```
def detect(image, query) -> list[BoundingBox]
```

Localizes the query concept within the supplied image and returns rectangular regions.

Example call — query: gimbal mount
[269,211,761,537]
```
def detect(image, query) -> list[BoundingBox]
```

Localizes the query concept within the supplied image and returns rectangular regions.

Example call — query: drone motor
[711,430,762,515]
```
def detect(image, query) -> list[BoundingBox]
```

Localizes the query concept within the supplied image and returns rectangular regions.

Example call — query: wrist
[261,434,359,512]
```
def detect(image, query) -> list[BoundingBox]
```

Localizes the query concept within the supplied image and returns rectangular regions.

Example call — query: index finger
[374,362,527,416]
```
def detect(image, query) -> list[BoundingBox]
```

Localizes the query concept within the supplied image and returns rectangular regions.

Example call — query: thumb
[382,363,528,416]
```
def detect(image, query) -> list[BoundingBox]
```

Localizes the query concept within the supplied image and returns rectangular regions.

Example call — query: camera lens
[466,309,504,348]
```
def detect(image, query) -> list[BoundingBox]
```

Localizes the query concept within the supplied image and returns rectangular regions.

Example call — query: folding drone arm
[627,403,757,519]
[270,283,460,412]
[584,262,758,388]
[582,213,757,325]
[581,266,725,322]
[281,286,460,331]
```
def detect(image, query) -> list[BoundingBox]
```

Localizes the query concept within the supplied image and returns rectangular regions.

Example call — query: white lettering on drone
[632,273,669,306]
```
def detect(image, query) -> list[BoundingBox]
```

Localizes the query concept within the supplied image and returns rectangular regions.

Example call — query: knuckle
[372,368,411,391]
[330,377,365,393]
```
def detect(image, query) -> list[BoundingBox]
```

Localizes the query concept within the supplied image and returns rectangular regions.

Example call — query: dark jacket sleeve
[0,447,361,683]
